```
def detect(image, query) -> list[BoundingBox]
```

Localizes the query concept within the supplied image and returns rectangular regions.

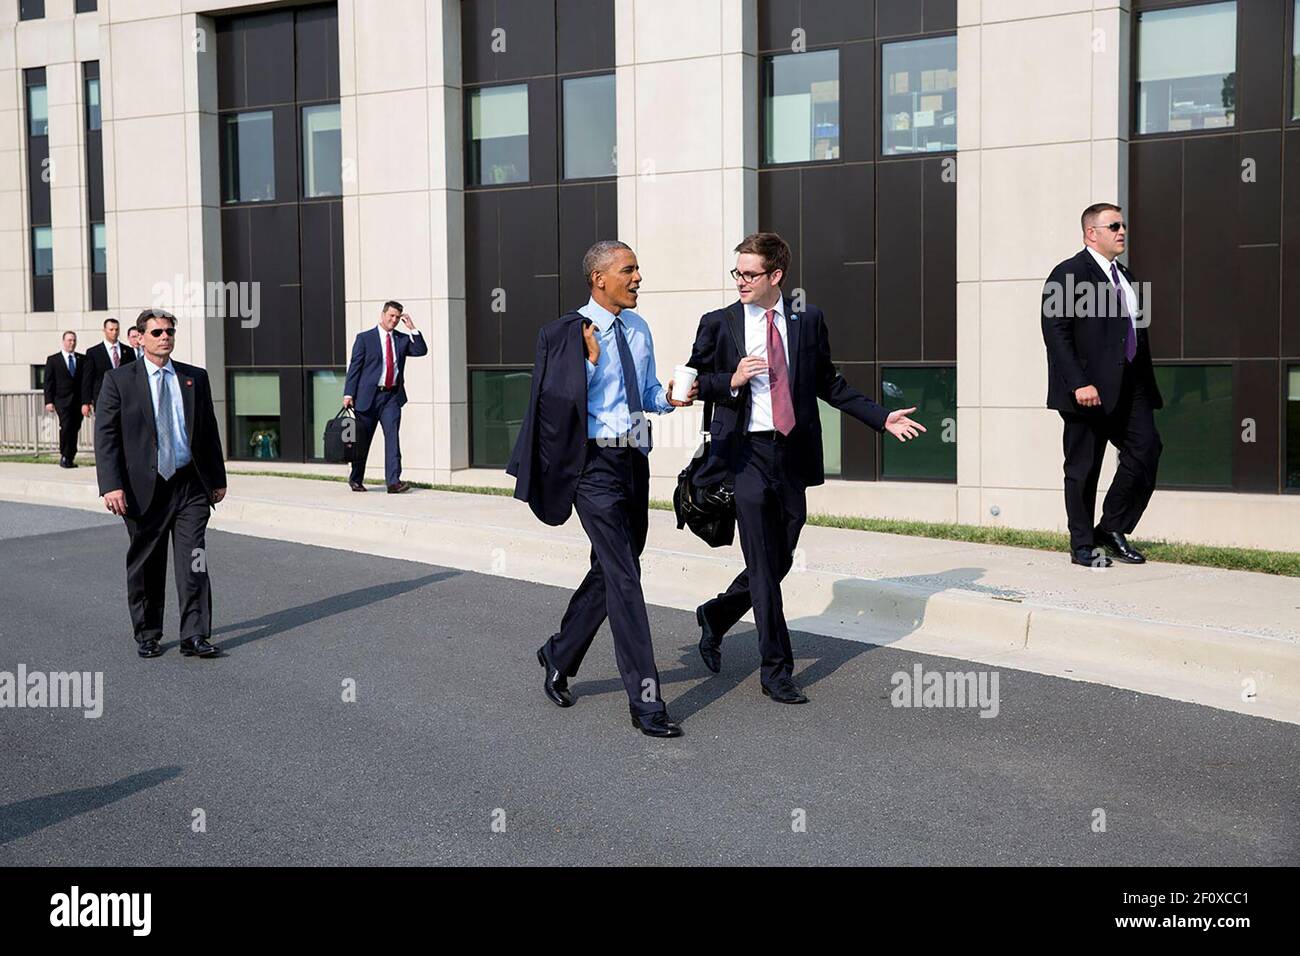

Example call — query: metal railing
[0,391,96,456]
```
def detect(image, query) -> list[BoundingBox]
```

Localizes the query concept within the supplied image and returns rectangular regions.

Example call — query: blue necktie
[67,354,75,376]
[157,369,176,480]
[613,319,648,453]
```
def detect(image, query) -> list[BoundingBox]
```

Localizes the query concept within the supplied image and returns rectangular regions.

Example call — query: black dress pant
[1059,364,1162,552]
[545,441,665,717]
[122,464,213,644]
[55,404,82,461]
[699,433,807,688]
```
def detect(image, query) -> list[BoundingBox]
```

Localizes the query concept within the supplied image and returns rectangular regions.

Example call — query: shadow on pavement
[0,766,184,846]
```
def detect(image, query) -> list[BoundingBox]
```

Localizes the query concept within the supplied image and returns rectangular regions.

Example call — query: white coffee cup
[671,365,698,403]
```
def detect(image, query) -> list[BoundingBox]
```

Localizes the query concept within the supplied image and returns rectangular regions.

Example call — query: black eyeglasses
[147,328,176,337]
[730,269,772,283]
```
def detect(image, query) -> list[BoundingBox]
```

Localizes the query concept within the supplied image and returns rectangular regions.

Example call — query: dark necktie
[1110,262,1137,363]
[67,353,75,376]
[765,309,796,435]
[613,318,648,453]
[110,344,119,368]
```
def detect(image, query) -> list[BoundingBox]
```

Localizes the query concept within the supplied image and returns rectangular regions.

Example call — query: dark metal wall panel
[922,156,956,361]
[922,0,957,33]
[1236,0,1285,131]
[462,0,558,83]
[838,362,877,477]
[25,143,50,225]
[556,0,615,74]
[300,200,345,367]
[877,0,922,38]
[758,0,801,52]
[1237,131,1281,245]
[247,203,303,366]
[1284,129,1300,357]
[86,130,104,221]
[1181,135,1237,358]
[243,11,296,108]
[527,77,559,185]
[558,182,597,311]
[499,186,560,364]
[802,0,873,45]
[1129,138,1183,359]
[295,4,340,103]
[839,39,875,162]
[876,159,924,362]
[221,207,254,367]
[1233,360,1280,491]
[466,190,502,365]
[1236,245,1280,358]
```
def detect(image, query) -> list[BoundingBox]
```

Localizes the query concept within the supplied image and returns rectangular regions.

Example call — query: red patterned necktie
[111,344,119,368]
[384,332,395,387]
[766,309,795,435]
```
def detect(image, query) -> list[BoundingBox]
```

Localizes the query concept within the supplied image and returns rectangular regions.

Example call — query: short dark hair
[734,232,791,285]
[103,317,119,329]
[382,300,403,315]
[1081,202,1122,233]
[135,309,177,334]
[582,240,634,288]
[62,330,76,340]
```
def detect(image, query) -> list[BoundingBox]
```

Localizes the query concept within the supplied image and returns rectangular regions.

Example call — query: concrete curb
[3,471,1298,725]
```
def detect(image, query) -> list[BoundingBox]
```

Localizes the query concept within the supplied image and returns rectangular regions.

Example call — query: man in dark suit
[43,331,86,468]
[1041,203,1163,567]
[688,233,924,704]
[125,325,144,361]
[81,317,135,415]
[508,240,696,738]
[342,300,428,494]
[96,309,228,659]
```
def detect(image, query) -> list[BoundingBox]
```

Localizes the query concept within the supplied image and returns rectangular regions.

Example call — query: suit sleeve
[688,314,740,406]
[343,334,365,398]
[1041,263,1089,392]
[94,371,125,495]
[200,372,227,489]
[405,331,429,357]
[80,352,95,406]
[815,313,888,431]
[43,357,56,405]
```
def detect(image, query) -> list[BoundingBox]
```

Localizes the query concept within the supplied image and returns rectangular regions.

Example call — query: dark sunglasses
[147,327,176,337]
[1095,221,1127,232]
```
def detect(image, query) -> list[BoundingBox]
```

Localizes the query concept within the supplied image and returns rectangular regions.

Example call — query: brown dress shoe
[349,480,367,492]
[387,481,411,494]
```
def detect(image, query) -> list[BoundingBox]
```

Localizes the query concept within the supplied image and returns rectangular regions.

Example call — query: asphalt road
[0,500,1296,866]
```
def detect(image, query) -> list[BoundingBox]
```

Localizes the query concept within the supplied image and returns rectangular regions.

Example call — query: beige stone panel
[634,57,723,175]
[341,194,360,303]
[428,84,462,190]
[338,0,357,97]
[958,404,979,486]
[980,406,1063,489]
[956,280,980,403]
[338,94,359,196]
[53,269,85,315]
[1090,5,1123,140]
[185,109,219,209]
[979,14,1092,149]
[615,0,634,67]
[46,142,82,191]
[111,114,187,210]
[978,486,1067,535]
[0,191,22,233]
[1139,491,1300,553]
[616,175,638,245]
[357,190,432,302]
[425,0,459,89]
[26,312,60,331]
[615,65,635,177]
[428,187,463,299]
[956,149,978,281]
[958,0,981,27]
[106,17,185,119]
[185,14,217,115]
[0,25,14,72]
[0,270,24,313]
[979,142,1093,281]
[45,103,80,154]
[633,287,723,367]
[432,398,468,475]
[0,149,21,195]
[0,332,16,368]
[355,88,430,194]
[427,295,466,405]
[17,18,75,68]
[807,480,959,524]
[394,398,435,472]
[353,0,428,96]
[50,186,83,236]
[73,10,99,61]
[0,71,17,113]
[1090,138,1122,206]
[720,166,755,270]
[113,206,190,311]
[720,51,755,170]
[980,0,1091,22]
[633,0,722,62]
[956,25,979,152]
[114,1,184,21]
[979,279,1048,408]
[0,111,20,158]
[635,170,725,293]
[957,483,982,525]
[45,61,76,106]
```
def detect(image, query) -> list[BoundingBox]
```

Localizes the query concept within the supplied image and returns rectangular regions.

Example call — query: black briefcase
[673,400,736,548]
[323,406,357,463]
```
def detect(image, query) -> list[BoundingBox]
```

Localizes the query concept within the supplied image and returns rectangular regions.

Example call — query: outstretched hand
[884,406,926,442]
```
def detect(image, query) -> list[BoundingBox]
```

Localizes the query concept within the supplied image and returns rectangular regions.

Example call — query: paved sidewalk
[2,461,1298,724]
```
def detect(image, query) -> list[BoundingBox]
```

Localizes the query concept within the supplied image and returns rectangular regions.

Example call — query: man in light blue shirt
[580,296,675,446]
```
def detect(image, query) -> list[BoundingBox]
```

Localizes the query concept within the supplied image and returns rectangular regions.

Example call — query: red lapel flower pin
[185,379,193,387]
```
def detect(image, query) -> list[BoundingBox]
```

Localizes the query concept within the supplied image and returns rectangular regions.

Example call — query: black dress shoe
[631,711,684,738]
[387,481,411,494]
[761,677,809,704]
[536,643,573,708]
[1071,546,1112,568]
[179,637,220,658]
[697,605,721,674]
[1094,528,1145,564]
[58,458,72,468]
[348,480,367,492]
[137,638,162,658]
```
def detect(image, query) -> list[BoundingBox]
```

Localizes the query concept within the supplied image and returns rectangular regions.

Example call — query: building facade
[1,0,1297,550]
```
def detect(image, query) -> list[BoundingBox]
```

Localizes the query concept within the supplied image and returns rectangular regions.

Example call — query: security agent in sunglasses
[1041,203,1163,568]
[95,309,228,660]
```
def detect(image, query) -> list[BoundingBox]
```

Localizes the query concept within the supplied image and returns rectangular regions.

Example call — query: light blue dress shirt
[146,359,192,471]
[580,297,673,440]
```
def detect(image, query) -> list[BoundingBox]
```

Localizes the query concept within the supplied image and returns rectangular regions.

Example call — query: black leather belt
[747,430,788,444]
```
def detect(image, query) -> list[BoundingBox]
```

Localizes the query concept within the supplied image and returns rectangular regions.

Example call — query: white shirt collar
[1086,245,1120,277]
[580,297,625,332]
[145,357,175,378]
[105,339,120,352]
[744,296,786,321]
[376,323,393,338]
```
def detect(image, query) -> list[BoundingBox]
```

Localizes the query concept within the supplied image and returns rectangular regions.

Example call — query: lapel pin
[185,379,193,387]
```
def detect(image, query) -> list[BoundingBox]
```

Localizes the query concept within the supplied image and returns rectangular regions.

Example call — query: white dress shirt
[104,339,122,368]
[61,349,77,375]
[739,296,790,432]
[1086,246,1138,333]
[373,323,421,390]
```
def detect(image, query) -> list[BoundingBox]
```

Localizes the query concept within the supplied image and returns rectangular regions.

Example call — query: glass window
[32,227,53,277]
[75,0,98,12]
[221,111,275,204]
[467,85,529,185]
[1152,365,1233,486]
[91,223,106,274]
[27,84,48,137]
[882,36,958,156]
[231,371,282,460]
[764,50,839,164]
[302,104,342,198]
[471,369,533,467]
[1136,1,1237,135]
[562,74,616,179]
[1287,366,1300,489]
[85,77,101,131]
[819,399,841,477]
[19,1,45,21]
[880,366,956,481]
[307,370,345,460]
